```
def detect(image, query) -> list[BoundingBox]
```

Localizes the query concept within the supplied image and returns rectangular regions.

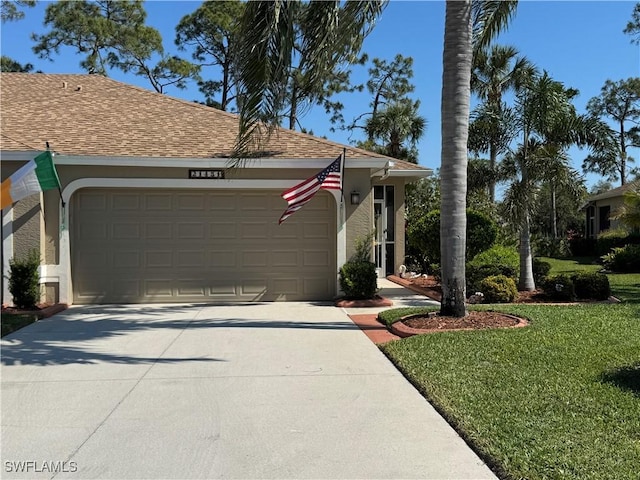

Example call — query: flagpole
[340,148,346,204]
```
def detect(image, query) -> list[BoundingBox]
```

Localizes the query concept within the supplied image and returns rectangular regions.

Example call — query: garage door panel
[177,222,206,239]
[114,251,140,268]
[72,189,335,303]
[241,222,269,239]
[210,222,237,239]
[144,193,173,211]
[112,193,140,210]
[145,222,173,239]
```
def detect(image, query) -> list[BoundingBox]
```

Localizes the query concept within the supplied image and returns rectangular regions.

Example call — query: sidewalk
[342,278,439,344]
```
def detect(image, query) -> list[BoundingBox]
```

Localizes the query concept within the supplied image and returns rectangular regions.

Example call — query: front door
[373,185,395,278]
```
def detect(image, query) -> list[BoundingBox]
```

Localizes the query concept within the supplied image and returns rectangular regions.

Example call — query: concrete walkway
[1,299,495,479]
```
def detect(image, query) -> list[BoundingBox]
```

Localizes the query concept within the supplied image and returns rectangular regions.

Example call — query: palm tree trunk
[489,141,497,203]
[519,212,536,291]
[551,181,558,238]
[440,0,471,317]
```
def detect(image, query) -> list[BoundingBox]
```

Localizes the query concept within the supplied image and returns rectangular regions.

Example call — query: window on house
[599,205,611,232]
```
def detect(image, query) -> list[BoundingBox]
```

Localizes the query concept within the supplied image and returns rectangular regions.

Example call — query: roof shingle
[1,73,428,172]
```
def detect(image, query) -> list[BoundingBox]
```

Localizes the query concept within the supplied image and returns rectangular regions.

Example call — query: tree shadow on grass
[601,363,640,396]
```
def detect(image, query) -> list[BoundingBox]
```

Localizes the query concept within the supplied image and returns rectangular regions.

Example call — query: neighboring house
[1,73,431,305]
[582,180,640,238]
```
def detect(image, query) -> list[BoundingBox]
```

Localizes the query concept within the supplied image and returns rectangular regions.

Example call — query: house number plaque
[189,169,225,179]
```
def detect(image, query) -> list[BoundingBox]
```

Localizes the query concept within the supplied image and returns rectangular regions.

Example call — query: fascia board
[1,151,391,169]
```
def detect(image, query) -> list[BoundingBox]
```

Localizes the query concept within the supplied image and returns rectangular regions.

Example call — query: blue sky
[2,1,639,189]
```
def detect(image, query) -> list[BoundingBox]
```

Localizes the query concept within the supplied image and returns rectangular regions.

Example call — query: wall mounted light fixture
[350,191,361,205]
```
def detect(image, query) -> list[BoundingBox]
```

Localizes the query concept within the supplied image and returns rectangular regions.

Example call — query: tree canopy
[32,0,199,93]
[583,78,640,185]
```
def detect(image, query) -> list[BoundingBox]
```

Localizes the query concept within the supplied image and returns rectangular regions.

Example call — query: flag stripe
[279,154,343,224]
[0,152,61,209]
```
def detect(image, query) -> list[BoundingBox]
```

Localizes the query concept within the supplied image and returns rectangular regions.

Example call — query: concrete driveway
[1,302,495,479]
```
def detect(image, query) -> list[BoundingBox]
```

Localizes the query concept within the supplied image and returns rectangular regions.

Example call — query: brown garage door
[71,189,336,303]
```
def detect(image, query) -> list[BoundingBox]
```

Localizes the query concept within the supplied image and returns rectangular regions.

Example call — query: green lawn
[1,313,37,337]
[380,304,640,480]
[540,256,640,303]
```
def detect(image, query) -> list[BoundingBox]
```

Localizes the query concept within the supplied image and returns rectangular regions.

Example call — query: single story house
[1,73,431,305]
[582,180,639,238]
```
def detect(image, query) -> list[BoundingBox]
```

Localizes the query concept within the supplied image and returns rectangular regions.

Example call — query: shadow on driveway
[1,303,359,367]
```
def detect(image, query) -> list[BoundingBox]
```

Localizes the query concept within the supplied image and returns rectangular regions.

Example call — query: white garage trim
[2,207,13,303]
[57,178,344,304]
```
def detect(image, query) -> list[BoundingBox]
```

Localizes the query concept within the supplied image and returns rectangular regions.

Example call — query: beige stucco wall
[3,158,417,302]
[591,196,626,234]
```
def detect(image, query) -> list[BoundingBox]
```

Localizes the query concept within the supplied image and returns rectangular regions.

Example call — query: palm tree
[362,98,426,163]
[471,45,536,202]
[231,0,386,159]
[505,72,604,290]
[439,0,517,317]
[612,181,640,231]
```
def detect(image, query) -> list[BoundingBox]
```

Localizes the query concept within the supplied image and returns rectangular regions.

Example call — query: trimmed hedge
[542,272,611,301]
[479,275,518,303]
[572,272,611,300]
[339,261,377,299]
[532,258,551,285]
[8,250,41,309]
[467,245,519,292]
[542,274,576,302]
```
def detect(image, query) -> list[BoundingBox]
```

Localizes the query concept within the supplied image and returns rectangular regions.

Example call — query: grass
[1,313,37,337]
[540,256,640,303]
[380,304,640,480]
[378,257,640,479]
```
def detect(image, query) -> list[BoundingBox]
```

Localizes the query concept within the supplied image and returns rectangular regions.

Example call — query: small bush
[571,272,611,300]
[467,245,519,291]
[478,275,518,303]
[467,263,517,293]
[596,230,631,256]
[339,261,377,299]
[8,249,41,309]
[469,245,519,270]
[601,244,640,273]
[534,236,571,258]
[532,258,551,285]
[542,274,576,301]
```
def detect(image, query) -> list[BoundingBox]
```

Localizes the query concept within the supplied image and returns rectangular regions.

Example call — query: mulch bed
[389,274,599,304]
[390,310,528,338]
[1,303,68,319]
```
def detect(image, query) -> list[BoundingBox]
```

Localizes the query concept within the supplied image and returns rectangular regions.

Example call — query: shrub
[532,258,551,285]
[571,272,611,300]
[478,275,518,303]
[407,209,497,267]
[466,210,499,259]
[467,263,518,293]
[601,244,640,273]
[596,230,632,256]
[542,274,576,301]
[467,245,519,292]
[469,244,519,269]
[8,249,41,309]
[534,236,571,258]
[339,261,377,299]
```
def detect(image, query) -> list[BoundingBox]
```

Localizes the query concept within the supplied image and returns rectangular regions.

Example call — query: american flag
[279,154,343,224]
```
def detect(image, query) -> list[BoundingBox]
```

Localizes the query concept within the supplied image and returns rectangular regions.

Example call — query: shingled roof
[0,73,428,172]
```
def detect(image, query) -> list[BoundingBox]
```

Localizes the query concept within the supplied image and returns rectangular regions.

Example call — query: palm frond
[231,0,386,166]
[472,0,518,51]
